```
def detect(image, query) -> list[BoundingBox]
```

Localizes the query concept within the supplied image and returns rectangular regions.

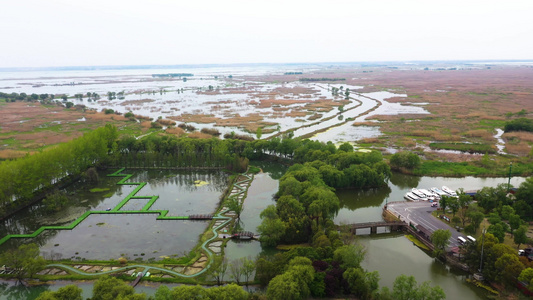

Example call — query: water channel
[229,172,527,300]
[0,166,528,299]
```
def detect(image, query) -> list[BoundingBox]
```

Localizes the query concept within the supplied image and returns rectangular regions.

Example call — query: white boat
[442,186,457,197]
[418,189,439,200]
[411,189,429,201]
[404,192,420,201]
[431,187,447,197]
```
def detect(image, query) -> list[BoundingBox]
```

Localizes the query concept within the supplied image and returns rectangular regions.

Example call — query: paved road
[387,201,464,248]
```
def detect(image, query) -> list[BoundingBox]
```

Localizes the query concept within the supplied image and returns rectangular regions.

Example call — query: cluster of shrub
[505,118,533,133]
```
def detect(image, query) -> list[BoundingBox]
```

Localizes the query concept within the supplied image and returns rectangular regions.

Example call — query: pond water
[224,173,279,262]
[132,169,229,216]
[230,170,527,299]
[359,233,487,299]
[0,169,229,261]
[37,214,207,261]
[1,167,528,298]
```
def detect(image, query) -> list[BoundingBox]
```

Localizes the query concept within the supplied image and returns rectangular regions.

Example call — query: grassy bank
[429,142,497,154]
[411,159,533,177]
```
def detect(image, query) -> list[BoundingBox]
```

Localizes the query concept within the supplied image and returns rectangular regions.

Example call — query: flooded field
[0,65,432,140]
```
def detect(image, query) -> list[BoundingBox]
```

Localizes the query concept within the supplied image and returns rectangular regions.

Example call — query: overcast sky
[2,0,532,68]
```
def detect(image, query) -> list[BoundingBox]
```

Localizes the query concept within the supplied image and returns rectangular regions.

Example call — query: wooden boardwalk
[131,272,144,287]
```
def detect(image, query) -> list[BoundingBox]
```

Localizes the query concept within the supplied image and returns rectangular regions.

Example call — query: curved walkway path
[4,168,254,279]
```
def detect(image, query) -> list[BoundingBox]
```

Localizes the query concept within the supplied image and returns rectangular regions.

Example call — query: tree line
[0,126,390,218]
[0,125,118,216]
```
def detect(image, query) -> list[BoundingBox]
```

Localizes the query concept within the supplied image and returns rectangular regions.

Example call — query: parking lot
[386,201,464,248]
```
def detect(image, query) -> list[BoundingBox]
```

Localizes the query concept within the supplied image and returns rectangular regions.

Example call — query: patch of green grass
[90,188,110,193]
[0,138,19,146]
[429,142,496,154]
[405,234,430,251]
[415,161,491,177]
[248,166,261,174]
[478,119,505,127]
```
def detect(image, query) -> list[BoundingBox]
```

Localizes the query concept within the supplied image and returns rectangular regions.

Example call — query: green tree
[440,196,448,213]
[494,253,524,286]
[206,284,248,300]
[519,268,533,285]
[266,257,315,300]
[343,267,379,298]
[266,272,303,300]
[226,196,243,219]
[212,256,229,286]
[338,142,353,152]
[43,190,69,212]
[389,151,421,170]
[468,211,485,232]
[509,213,522,235]
[501,205,515,220]
[256,127,262,139]
[36,285,83,300]
[154,285,171,300]
[514,225,528,249]
[257,205,286,247]
[333,244,366,269]
[477,184,511,212]
[241,256,255,286]
[446,197,460,217]
[431,229,451,258]
[0,243,46,280]
[391,274,445,300]
[229,258,244,284]
[516,177,533,212]
[488,223,506,243]
[170,285,207,299]
[415,281,447,300]
[255,254,286,286]
[92,276,145,300]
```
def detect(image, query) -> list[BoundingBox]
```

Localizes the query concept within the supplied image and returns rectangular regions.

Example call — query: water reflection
[249,161,288,180]
[359,234,486,299]
[337,187,391,211]
[0,281,50,300]
[389,172,421,189]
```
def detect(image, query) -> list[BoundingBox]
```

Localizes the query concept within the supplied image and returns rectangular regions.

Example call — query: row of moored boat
[404,186,458,202]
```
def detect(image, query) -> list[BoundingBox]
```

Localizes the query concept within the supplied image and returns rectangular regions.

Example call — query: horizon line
[1,59,533,72]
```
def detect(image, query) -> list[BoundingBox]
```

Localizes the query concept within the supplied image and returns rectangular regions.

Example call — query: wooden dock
[131,272,144,287]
